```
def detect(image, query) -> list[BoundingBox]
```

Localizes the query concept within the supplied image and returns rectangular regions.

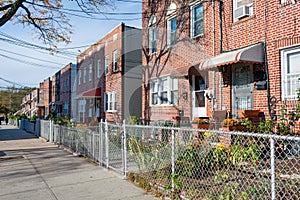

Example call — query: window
[281,46,300,100]
[171,78,178,105]
[148,15,157,54]
[89,64,92,81]
[281,0,288,3]
[78,99,86,112]
[97,59,101,78]
[63,102,68,114]
[83,67,86,83]
[88,108,93,117]
[105,56,109,75]
[78,70,81,85]
[113,50,118,72]
[150,76,178,106]
[191,3,203,38]
[233,0,253,22]
[105,91,117,112]
[167,16,177,46]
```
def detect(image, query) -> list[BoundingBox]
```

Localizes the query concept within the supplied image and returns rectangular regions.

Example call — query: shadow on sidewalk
[0,127,37,141]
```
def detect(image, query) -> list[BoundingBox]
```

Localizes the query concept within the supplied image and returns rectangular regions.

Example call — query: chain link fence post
[105,120,109,168]
[49,119,53,143]
[270,137,276,200]
[123,120,127,178]
[171,128,175,192]
[92,131,95,161]
[99,119,103,166]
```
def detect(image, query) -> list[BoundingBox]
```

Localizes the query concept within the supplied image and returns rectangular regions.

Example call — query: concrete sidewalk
[0,125,157,200]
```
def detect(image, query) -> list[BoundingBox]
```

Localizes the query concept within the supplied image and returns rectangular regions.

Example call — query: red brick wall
[60,63,72,117]
[43,78,52,116]
[142,0,300,124]
[142,0,217,123]
[76,24,124,123]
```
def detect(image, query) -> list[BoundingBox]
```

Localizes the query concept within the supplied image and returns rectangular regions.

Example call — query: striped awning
[199,43,265,70]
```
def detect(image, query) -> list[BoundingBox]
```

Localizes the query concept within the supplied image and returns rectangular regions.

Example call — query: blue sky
[0,0,141,88]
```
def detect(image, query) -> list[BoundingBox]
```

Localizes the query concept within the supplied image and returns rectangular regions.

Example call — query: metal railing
[25,119,300,199]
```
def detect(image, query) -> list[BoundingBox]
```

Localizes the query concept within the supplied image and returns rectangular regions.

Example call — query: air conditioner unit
[234,5,250,19]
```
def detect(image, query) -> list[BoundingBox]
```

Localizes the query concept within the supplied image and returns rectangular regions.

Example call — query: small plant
[203,132,216,141]
[29,115,37,123]
[222,118,240,126]
[191,118,209,124]
[126,116,139,124]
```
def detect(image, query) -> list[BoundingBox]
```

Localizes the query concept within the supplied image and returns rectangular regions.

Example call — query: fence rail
[21,119,300,199]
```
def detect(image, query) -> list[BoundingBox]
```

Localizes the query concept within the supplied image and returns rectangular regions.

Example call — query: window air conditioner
[234,5,250,19]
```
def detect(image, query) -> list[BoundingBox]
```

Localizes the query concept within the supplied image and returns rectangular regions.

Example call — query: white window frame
[191,3,203,38]
[113,50,118,72]
[105,91,117,112]
[63,102,68,114]
[280,0,288,4]
[88,108,93,117]
[150,76,178,106]
[233,0,253,22]
[167,16,177,47]
[148,15,157,54]
[78,70,81,85]
[78,99,86,112]
[281,46,300,100]
[83,67,86,83]
[97,59,101,78]
[105,56,109,75]
[88,64,92,81]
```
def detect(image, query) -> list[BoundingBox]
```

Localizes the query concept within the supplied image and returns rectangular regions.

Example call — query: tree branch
[0,0,26,27]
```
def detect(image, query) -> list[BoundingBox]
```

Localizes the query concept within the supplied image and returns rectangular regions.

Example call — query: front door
[232,64,254,118]
[192,76,207,118]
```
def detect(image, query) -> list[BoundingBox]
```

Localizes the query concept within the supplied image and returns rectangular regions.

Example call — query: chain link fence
[33,119,300,199]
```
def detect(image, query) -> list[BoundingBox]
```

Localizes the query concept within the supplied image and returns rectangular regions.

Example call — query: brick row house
[141,0,300,127]
[76,23,142,124]
[37,77,52,118]
[33,63,76,119]
[49,63,76,118]
[21,88,39,118]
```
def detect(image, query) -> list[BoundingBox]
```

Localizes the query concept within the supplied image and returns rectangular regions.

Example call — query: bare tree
[0,0,113,47]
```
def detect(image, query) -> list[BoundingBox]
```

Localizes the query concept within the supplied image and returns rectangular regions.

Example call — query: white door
[192,76,207,118]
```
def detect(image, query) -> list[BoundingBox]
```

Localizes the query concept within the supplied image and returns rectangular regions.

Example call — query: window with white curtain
[83,67,86,83]
[78,70,81,85]
[113,50,118,72]
[150,76,178,106]
[88,64,92,81]
[97,59,101,78]
[281,46,300,100]
[105,56,109,75]
[105,91,117,112]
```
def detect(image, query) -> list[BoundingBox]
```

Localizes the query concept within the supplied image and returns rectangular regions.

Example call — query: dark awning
[199,43,265,70]
[79,88,101,98]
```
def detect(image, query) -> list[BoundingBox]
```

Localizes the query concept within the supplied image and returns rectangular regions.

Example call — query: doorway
[232,64,254,118]
[192,75,207,118]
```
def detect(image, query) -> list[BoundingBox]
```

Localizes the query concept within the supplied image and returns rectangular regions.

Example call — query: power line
[0,53,61,69]
[0,77,25,87]
[25,1,142,16]
[0,48,65,65]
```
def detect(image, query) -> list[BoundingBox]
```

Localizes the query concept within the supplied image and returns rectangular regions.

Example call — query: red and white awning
[199,43,265,70]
